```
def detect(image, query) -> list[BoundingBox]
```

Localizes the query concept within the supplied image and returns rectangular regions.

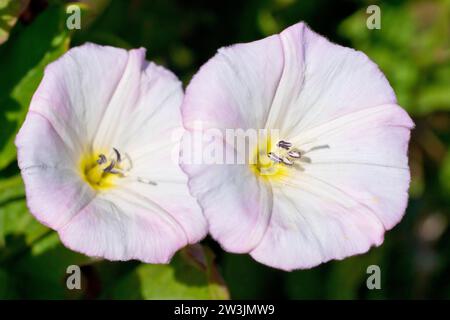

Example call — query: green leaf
[0,175,48,255]
[0,4,70,170]
[0,176,92,299]
[10,232,94,299]
[338,0,450,116]
[0,0,29,45]
[0,176,91,299]
[0,174,24,202]
[109,245,229,299]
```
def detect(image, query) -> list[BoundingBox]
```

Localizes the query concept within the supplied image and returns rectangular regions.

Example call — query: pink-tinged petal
[111,59,208,245]
[251,104,412,270]
[182,21,414,270]
[180,132,273,253]
[92,48,150,148]
[180,24,285,253]
[124,134,208,245]
[290,104,413,230]
[29,43,130,154]
[250,183,385,271]
[15,112,95,229]
[59,190,188,264]
[17,43,206,262]
[268,22,397,135]
[113,61,184,155]
[182,34,284,130]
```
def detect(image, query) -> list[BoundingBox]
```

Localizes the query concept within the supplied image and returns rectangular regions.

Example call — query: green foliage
[0,4,69,170]
[109,245,229,300]
[0,0,29,44]
[0,175,48,252]
[339,0,450,116]
[10,233,93,299]
[0,0,449,300]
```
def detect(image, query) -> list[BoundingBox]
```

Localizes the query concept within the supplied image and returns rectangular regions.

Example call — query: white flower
[181,22,414,270]
[16,43,207,263]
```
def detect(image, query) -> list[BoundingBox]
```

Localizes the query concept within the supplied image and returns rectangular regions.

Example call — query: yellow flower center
[79,148,156,191]
[250,138,289,182]
[79,150,119,191]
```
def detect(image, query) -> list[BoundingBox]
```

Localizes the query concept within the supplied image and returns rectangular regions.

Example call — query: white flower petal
[16,112,95,229]
[181,22,414,270]
[17,43,207,262]
[266,23,397,136]
[29,43,131,154]
[182,34,284,130]
[180,133,273,253]
[59,190,188,263]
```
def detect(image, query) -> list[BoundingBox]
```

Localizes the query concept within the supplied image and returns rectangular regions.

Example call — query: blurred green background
[0,0,449,299]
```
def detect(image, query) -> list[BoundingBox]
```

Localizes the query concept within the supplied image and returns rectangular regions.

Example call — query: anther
[108,168,124,175]
[287,150,301,158]
[268,152,282,163]
[113,147,121,162]
[97,154,107,165]
[277,140,292,150]
[103,160,116,173]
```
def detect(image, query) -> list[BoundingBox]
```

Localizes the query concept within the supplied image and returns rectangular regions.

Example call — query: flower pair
[16,22,413,270]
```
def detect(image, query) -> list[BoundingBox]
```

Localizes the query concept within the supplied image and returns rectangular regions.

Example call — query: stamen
[97,154,107,165]
[268,141,326,168]
[83,148,158,190]
[277,140,292,150]
[113,147,121,162]
[120,152,133,171]
[108,168,125,175]
[103,159,116,173]
[287,150,301,158]
[268,152,282,163]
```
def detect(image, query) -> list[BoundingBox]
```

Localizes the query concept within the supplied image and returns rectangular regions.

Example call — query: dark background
[0,0,449,299]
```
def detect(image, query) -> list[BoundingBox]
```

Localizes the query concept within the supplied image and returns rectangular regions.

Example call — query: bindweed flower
[181,22,414,270]
[15,43,207,263]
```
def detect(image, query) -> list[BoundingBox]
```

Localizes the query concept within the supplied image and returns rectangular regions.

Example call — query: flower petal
[108,58,208,246]
[251,104,412,270]
[29,43,131,154]
[182,34,284,130]
[180,132,273,253]
[292,103,413,229]
[181,31,285,253]
[266,22,397,136]
[250,181,385,271]
[181,21,413,270]
[17,43,206,262]
[16,112,95,229]
[59,190,188,263]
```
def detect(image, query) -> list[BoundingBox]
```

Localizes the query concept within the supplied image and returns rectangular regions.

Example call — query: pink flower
[15,43,207,263]
[181,22,414,270]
